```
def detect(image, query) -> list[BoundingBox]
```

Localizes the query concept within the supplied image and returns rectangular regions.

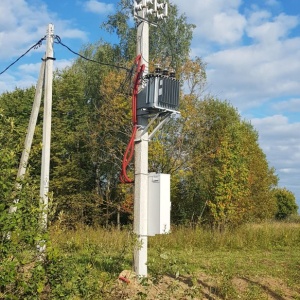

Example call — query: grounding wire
[0,36,46,76]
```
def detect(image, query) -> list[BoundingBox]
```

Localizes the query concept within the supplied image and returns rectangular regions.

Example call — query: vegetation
[0,0,299,298]
[1,224,300,299]
[0,0,295,229]
[274,188,299,220]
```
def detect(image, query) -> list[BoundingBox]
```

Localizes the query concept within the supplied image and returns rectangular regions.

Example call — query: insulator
[163,2,168,18]
[162,68,169,76]
[153,0,157,12]
[170,70,176,78]
[155,64,162,74]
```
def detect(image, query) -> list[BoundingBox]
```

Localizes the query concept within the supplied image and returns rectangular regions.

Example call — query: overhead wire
[54,35,131,72]
[0,36,46,76]
[0,35,132,76]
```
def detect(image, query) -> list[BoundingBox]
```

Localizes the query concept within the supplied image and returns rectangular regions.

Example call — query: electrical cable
[54,35,131,72]
[0,36,46,76]
[120,54,145,184]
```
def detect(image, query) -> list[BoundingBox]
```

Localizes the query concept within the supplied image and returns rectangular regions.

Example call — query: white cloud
[273,98,300,112]
[0,0,88,61]
[203,35,300,111]
[252,115,300,139]
[251,115,300,202]
[211,11,246,44]
[17,59,73,74]
[266,0,280,7]
[0,73,37,92]
[18,63,42,74]
[0,73,16,94]
[0,58,73,94]
[171,0,246,46]
[174,1,300,123]
[54,59,74,71]
[247,13,299,43]
[83,0,114,14]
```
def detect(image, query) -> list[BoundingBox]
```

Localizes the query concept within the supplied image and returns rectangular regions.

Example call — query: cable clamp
[134,137,149,142]
[42,57,56,61]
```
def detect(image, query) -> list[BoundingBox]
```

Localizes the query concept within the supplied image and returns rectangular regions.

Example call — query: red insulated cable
[120,55,145,183]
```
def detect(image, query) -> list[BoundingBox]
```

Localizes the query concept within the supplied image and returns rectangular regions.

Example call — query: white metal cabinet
[148,173,171,236]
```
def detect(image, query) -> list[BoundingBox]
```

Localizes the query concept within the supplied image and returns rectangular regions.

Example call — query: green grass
[17,222,298,299]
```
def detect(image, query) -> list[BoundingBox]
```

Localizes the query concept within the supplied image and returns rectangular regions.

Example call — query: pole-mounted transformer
[132,0,180,278]
[137,69,180,116]
[134,0,179,117]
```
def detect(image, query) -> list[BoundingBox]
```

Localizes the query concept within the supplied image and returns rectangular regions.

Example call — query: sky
[0,0,299,209]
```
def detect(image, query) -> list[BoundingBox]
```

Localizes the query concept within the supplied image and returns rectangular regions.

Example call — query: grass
[44,222,300,299]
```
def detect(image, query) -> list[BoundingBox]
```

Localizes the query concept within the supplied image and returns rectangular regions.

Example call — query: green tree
[274,188,298,220]
[147,57,278,227]
[50,67,99,226]
[103,0,195,71]
[0,109,19,232]
[242,123,278,221]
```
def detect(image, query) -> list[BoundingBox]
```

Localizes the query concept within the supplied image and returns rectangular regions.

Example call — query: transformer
[137,74,180,115]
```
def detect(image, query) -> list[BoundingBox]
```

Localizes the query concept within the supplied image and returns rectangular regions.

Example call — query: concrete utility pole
[134,2,149,277]
[133,0,168,277]
[40,24,54,235]
[9,59,45,214]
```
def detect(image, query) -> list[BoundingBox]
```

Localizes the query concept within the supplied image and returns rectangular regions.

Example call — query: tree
[0,4,281,229]
[274,188,298,220]
[0,109,19,233]
[50,67,99,225]
[147,56,278,227]
[241,123,278,221]
[102,0,195,71]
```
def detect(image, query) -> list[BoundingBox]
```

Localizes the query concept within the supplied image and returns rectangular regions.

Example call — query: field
[45,222,300,299]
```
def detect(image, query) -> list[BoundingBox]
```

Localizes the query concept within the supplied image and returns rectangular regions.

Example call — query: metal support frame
[148,112,173,140]
[137,111,178,141]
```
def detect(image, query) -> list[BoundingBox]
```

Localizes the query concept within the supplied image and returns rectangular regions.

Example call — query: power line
[0,37,46,76]
[54,35,131,72]
[0,35,132,77]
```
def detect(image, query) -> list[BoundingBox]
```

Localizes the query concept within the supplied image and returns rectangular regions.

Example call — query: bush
[274,188,298,220]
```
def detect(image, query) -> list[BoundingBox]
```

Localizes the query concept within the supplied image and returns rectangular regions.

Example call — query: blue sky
[0,0,299,209]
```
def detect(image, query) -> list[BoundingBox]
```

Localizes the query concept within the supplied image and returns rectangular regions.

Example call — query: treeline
[0,1,298,232]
